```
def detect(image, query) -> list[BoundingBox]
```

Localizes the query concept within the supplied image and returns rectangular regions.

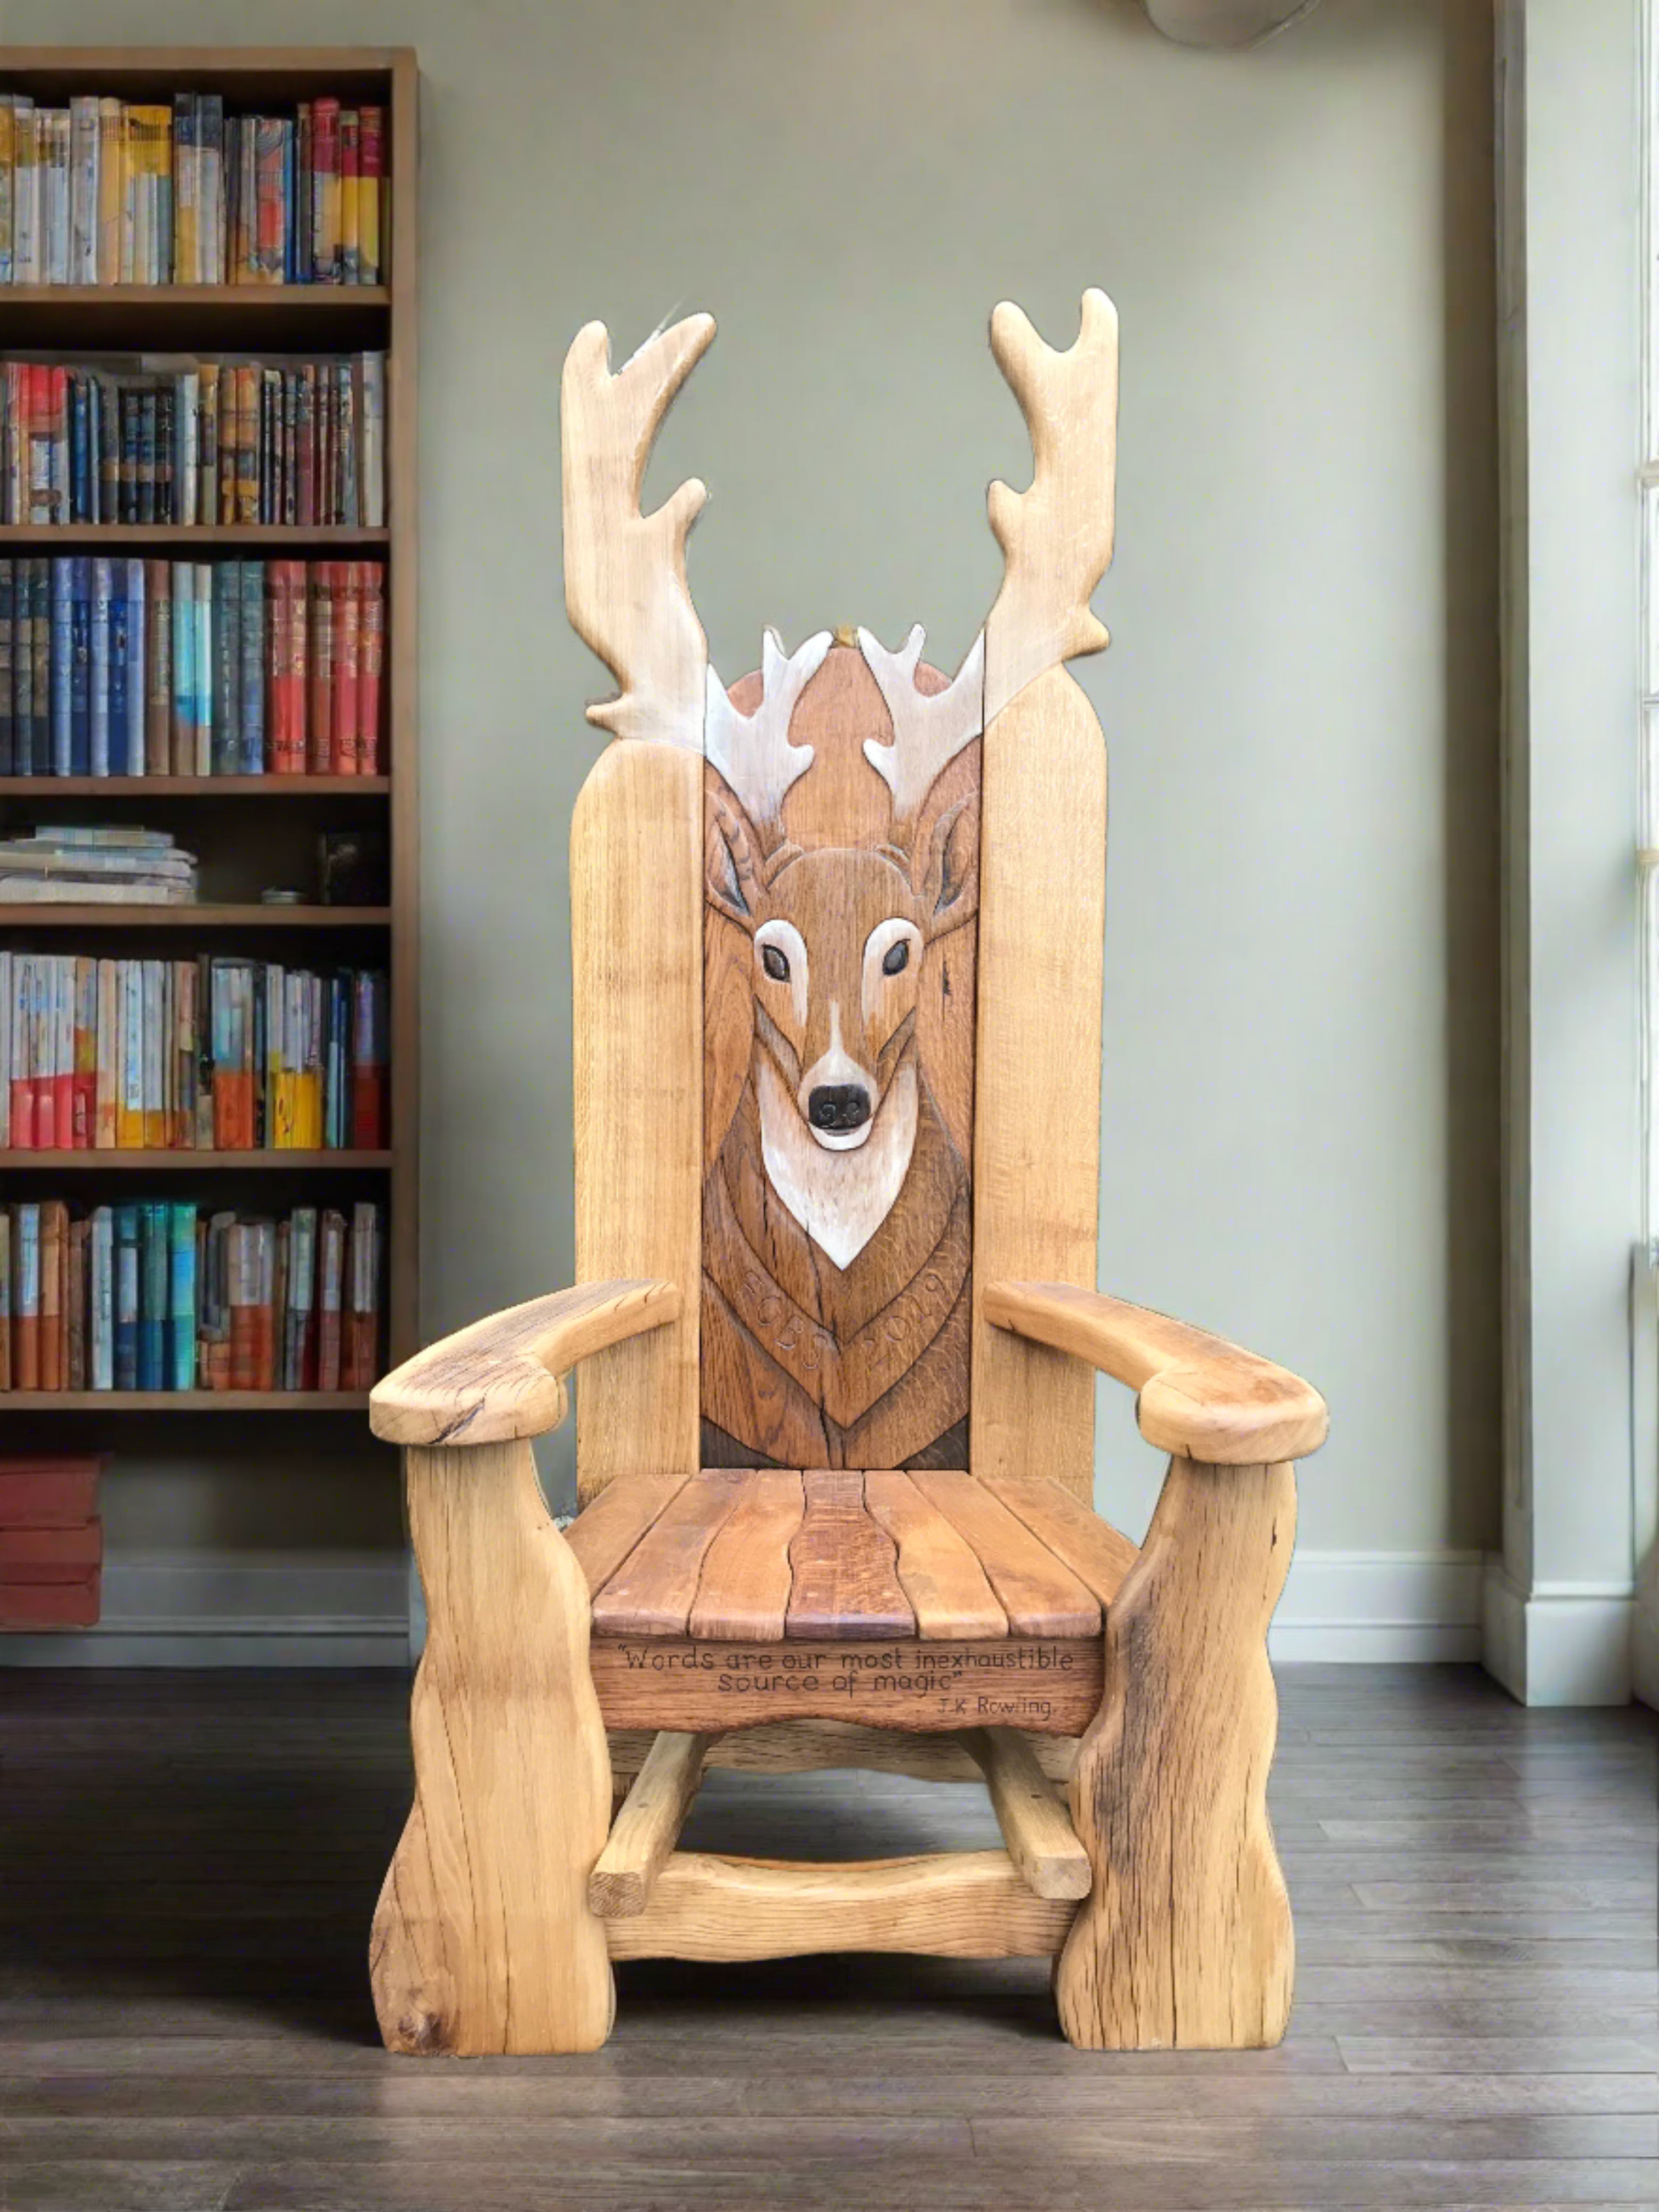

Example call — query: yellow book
[97,97,122,284]
[0,96,15,284]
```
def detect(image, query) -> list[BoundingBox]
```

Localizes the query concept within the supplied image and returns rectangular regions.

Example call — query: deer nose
[808,1084,871,1133]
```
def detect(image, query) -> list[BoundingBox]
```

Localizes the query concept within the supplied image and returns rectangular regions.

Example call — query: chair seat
[566,1468,1137,1644]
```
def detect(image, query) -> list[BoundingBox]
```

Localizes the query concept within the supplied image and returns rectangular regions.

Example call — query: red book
[359,104,384,284]
[37,1201,66,1394]
[357,565,384,772]
[0,1458,104,1525]
[350,973,386,1146]
[331,562,359,773]
[268,560,308,772]
[307,563,334,772]
[0,1576,100,1628]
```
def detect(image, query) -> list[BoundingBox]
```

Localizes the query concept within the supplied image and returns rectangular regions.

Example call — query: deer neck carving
[558,290,1118,1470]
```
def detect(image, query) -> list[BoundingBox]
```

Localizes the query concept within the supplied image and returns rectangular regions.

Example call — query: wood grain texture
[606,1849,1077,1962]
[907,1469,1100,1638]
[588,1731,715,1920]
[864,1469,1008,1639]
[984,1280,1329,1465]
[979,1472,1139,1607]
[560,313,714,748]
[606,1719,1080,1783]
[687,1469,805,1641]
[573,739,704,1503]
[565,1469,695,1595]
[589,1469,748,1636]
[968,664,1105,1502]
[367,1280,679,1448]
[1056,1454,1297,2051]
[786,1470,914,1639]
[370,1441,614,2055]
[700,645,978,1474]
[982,289,1118,724]
[963,1726,1093,1900]
[590,1637,1102,1736]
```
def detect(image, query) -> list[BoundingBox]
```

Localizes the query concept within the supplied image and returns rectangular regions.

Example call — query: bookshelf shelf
[0,47,419,1443]
[4,283,390,306]
[0,776,390,795]
[0,526,391,548]
[0,904,391,926]
[4,1390,372,1410]
[0,1150,393,1170]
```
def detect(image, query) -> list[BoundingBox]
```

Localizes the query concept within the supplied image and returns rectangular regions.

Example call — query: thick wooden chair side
[372,287,1329,2059]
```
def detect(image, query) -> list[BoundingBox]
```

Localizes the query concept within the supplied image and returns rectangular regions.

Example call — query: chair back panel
[969,665,1107,1503]
[572,740,704,1504]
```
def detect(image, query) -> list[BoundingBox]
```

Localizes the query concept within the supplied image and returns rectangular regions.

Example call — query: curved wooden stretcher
[368,290,1327,2056]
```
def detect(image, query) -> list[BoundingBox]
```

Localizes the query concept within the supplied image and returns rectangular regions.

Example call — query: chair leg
[371,1439,615,2055]
[1055,1454,1296,2051]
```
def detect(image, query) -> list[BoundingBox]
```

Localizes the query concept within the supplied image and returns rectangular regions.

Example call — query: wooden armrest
[981,1280,1327,1465]
[369,1279,681,1448]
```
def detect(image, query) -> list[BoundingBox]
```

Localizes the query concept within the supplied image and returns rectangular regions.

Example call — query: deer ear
[706,786,765,929]
[922,796,979,938]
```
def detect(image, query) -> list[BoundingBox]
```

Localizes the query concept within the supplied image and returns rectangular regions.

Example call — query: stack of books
[1,949,390,1149]
[0,1198,382,1392]
[0,1454,103,1630]
[1,354,387,526]
[0,827,196,905]
[0,93,388,285]
[0,558,385,776]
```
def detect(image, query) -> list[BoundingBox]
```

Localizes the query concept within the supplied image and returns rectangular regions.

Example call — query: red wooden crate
[0,1458,105,1527]
[0,1574,100,1628]
[0,1521,102,1578]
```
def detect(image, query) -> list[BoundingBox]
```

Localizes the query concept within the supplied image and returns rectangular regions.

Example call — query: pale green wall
[5,0,1499,1595]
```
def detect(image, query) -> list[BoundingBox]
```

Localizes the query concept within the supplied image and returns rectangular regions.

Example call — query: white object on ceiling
[1143,0,1325,48]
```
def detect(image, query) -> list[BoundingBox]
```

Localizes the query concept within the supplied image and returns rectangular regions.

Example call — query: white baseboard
[1268,1548,1483,1662]
[0,1552,410,1668]
[1482,1556,1635,1706]
[0,1545,1485,1669]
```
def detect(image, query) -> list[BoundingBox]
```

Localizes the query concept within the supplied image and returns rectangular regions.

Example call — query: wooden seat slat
[687,1470,806,1642]
[906,1469,1102,1638]
[590,1468,749,1635]
[864,1469,1009,1640]
[566,1467,695,1596]
[978,1474,1139,1609]
[785,1471,915,1640]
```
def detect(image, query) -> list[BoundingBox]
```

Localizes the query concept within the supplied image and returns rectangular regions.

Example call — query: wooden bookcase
[0,47,418,1421]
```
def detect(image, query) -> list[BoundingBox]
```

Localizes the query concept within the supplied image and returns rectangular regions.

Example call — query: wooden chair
[368,289,1328,2057]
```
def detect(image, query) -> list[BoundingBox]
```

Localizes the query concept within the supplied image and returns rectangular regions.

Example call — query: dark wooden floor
[0,1664,1653,2210]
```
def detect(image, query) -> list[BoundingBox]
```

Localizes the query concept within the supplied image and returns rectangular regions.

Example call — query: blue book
[171,562,194,775]
[125,557,146,774]
[210,562,238,775]
[108,565,129,771]
[138,1201,167,1390]
[69,375,91,522]
[49,558,72,775]
[193,564,212,771]
[68,557,91,775]
[89,556,111,776]
[169,1202,197,1391]
[113,1203,140,1391]
[239,560,265,772]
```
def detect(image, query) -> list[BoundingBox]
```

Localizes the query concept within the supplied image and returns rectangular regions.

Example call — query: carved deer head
[701,628,980,1152]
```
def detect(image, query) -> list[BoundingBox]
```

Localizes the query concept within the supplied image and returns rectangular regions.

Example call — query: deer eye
[881,940,910,976]
[761,945,790,983]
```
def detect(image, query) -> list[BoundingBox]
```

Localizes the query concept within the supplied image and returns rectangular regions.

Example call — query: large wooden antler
[561,313,716,747]
[982,288,1119,724]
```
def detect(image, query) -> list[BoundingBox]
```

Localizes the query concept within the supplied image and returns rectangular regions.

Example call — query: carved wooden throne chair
[369,289,1328,2056]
